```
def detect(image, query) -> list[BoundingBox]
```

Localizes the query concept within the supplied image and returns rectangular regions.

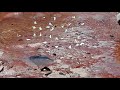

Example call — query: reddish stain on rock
[114,42,120,64]
[0,12,120,78]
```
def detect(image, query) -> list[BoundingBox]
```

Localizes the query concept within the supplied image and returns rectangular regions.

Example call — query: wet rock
[29,55,53,66]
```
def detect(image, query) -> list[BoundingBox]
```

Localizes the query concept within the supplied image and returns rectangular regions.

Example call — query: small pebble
[86,52,91,54]
[34,21,37,24]
[16,76,21,78]
[50,27,54,31]
[80,43,84,45]
[17,34,21,37]
[39,33,42,36]
[53,53,56,56]
[39,27,42,30]
[46,51,50,53]
[49,35,52,38]
[33,33,36,37]
[46,26,50,29]
[60,38,64,40]
[72,16,76,19]
[60,57,64,59]
[80,22,85,26]
[61,25,64,28]
[49,22,53,26]
[110,35,114,38]
[55,46,59,48]
[74,39,79,43]
[42,41,47,44]
[41,67,52,76]
[53,17,56,21]
[41,67,51,71]
[68,45,72,49]
[75,44,79,46]
[26,39,31,41]
[32,26,36,29]
[55,37,59,40]
[43,16,46,18]
[68,23,71,26]
[65,29,68,32]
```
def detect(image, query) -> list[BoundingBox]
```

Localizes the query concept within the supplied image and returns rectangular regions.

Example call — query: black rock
[118,20,120,25]
[41,67,51,71]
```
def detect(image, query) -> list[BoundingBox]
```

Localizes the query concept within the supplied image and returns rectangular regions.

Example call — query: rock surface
[0,12,120,78]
